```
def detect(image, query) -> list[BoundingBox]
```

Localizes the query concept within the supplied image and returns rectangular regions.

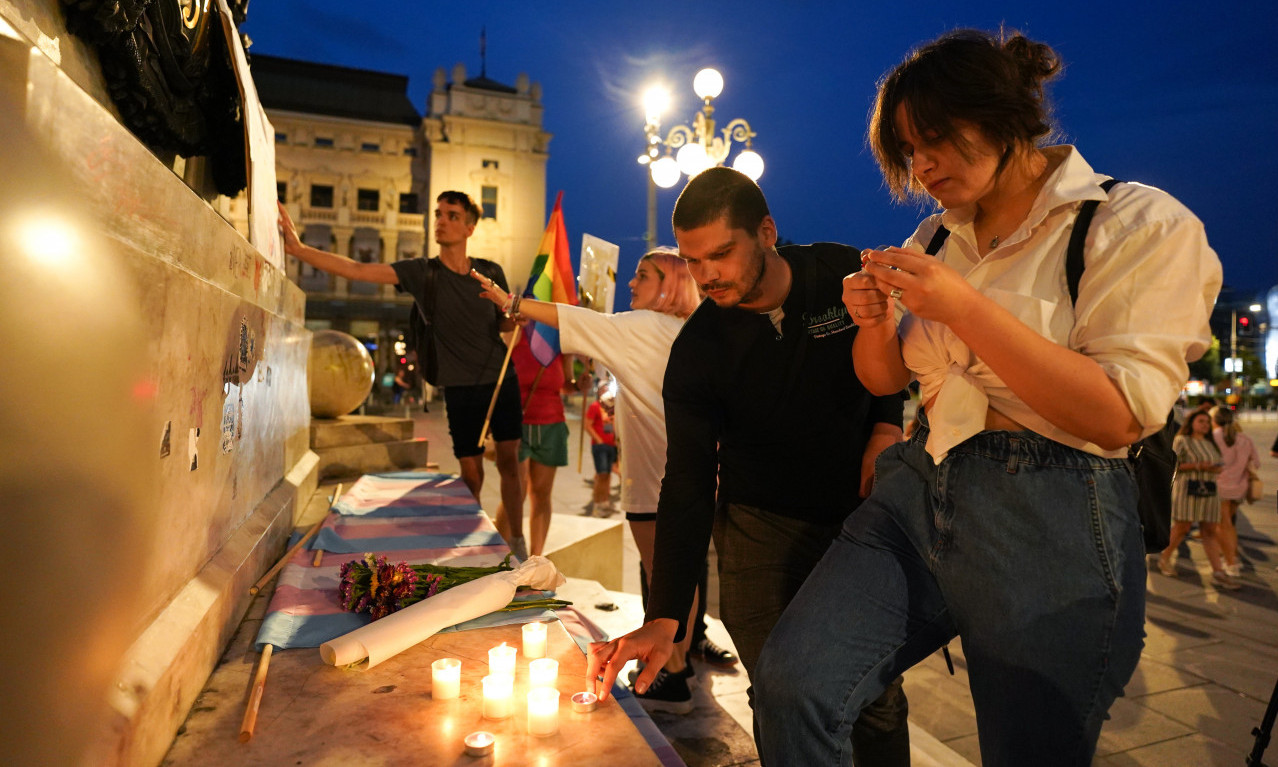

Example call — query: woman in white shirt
[473,249,709,707]
[754,29,1221,766]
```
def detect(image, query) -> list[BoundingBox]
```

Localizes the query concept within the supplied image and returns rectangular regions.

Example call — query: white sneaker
[1225,563,1242,578]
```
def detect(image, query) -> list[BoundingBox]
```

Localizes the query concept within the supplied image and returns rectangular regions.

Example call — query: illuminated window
[481,185,498,220]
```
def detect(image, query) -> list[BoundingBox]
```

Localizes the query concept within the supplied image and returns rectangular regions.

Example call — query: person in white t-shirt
[473,249,711,711]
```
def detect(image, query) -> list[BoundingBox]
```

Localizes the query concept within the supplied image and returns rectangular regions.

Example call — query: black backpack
[925,178,1175,553]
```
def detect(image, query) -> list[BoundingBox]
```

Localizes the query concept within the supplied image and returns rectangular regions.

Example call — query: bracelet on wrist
[510,295,522,318]
[501,294,515,315]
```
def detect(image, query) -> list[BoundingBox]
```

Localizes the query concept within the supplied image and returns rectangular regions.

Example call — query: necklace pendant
[989,235,1000,249]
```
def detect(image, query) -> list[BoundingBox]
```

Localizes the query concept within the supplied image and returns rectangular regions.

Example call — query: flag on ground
[524,191,576,365]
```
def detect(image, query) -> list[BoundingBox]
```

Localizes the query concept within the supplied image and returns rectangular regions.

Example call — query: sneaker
[628,659,696,689]
[692,637,739,668]
[508,536,528,561]
[1211,570,1241,591]
[1156,555,1176,577]
[1225,563,1242,578]
[632,667,693,715]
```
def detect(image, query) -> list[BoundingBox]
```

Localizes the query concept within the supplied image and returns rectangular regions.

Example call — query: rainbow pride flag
[524,191,577,366]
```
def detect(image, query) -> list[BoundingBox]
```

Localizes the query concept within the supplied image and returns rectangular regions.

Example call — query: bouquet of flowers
[338,553,569,619]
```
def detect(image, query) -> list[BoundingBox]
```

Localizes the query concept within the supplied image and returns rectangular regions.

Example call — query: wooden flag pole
[249,483,341,595]
[477,325,521,448]
[238,643,273,742]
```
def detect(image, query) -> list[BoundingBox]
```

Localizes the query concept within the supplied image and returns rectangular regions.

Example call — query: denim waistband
[910,408,1129,471]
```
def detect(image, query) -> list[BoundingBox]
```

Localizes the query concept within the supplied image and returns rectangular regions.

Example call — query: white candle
[482,675,514,720]
[522,621,548,659]
[527,687,560,736]
[431,658,461,700]
[529,658,558,687]
[488,642,517,677]
[463,731,494,756]
[571,691,598,713]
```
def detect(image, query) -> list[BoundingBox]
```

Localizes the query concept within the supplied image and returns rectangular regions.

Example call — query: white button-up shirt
[899,146,1222,463]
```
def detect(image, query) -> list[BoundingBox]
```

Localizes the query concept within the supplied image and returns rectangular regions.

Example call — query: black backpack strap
[924,224,950,256]
[1065,178,1121,305]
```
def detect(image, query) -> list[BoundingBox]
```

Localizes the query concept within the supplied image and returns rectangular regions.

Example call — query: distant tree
[1188,337,1221,381]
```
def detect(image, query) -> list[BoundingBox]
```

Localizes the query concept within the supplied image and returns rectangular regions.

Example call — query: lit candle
[522,621,548,659]
[463,731,495,757]
[571,691,598,713]
[431,658,461,700]
[488,642,517,677]
[529,658,558,687]
[527,687,560,736]
[482,674,514,720]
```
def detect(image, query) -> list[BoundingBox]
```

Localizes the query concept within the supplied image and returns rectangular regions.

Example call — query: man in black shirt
[587,168,910,763]
[278,192,526,557]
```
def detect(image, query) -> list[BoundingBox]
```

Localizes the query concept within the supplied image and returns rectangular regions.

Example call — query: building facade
[221,55,551,392]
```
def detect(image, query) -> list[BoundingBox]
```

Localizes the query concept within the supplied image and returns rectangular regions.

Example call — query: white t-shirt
[558,306,686,514]
[899,146,1221,462]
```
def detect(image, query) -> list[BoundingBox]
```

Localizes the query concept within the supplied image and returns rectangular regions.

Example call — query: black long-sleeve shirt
[646,242,905,636]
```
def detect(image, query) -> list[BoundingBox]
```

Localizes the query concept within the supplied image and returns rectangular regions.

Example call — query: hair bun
[1003,33,1061,90]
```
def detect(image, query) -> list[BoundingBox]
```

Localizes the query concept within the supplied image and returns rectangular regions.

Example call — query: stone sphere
[308,330,375,418]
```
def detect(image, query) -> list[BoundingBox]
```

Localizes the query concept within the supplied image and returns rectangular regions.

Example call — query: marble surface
[166,618,663,766]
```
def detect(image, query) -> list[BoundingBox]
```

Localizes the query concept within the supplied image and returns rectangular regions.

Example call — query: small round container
[571,691,598,713]
[464,731,495,757]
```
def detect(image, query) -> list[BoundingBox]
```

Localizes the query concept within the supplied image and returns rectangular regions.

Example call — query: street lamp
[638,67,763,249]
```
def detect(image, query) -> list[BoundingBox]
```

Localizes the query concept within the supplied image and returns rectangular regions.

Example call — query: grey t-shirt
[391,257,508,387]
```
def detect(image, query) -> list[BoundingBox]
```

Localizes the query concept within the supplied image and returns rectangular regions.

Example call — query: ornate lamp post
[638,68,764,249]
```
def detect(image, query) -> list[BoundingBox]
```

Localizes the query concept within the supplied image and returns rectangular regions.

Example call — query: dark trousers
[715,501,910,767]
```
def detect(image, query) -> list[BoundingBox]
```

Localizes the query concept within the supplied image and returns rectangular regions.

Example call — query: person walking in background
[758,29,1220,765]
[583,387,618,517]
[495,332,573,557]
[1158,410,1235,587]
[1209,407,1259,578]
[474,247,709,712]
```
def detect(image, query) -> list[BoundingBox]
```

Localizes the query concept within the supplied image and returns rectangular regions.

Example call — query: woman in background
[1210,407,1259,578]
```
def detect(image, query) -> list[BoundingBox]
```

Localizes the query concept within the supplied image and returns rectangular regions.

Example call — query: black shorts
[443,374,522,459]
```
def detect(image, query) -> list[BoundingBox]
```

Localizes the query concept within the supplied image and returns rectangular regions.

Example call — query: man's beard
[704,243,767,308]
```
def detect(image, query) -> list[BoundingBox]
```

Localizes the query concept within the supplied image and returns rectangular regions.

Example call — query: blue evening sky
[244,1,1278,310]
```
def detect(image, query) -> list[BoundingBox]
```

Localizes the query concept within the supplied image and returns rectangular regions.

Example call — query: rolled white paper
[320,555,566,668]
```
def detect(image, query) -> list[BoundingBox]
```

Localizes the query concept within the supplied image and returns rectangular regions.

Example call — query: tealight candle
[463,730,495,757]
[528,658,558,687]
[527,687,560,736]
[482,674,514,720]
[488,642,517,677]
[431,658,461,700]
[522,621,548,659]
[571,691,598,713]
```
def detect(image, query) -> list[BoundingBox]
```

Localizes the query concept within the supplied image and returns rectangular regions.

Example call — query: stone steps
[309,414,430,481]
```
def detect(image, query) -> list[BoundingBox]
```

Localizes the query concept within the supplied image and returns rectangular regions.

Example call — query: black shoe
[692,637,739,668]
[629,661,696,689]
[632,668,693,715]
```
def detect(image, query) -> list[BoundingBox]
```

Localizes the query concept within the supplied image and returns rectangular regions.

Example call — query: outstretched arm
[278,202,398,284]
[471,269,560,327]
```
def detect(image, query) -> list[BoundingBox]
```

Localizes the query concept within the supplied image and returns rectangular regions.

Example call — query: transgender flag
[524,191,577,365]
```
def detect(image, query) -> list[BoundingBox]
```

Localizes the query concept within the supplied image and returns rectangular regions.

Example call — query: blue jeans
[755,415,1146,766]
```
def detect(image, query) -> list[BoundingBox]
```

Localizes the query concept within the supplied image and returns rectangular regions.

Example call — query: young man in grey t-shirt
[278,192,527,557]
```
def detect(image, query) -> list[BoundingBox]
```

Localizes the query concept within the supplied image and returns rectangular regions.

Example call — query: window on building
[274,131,287,143]
[399,193,419,213]
[310,184,334,208]
[360,142,380,152]
[357,189,380,211]
[276,182,287,203]
[481,185,498,220]
[482,159,500,169]
[403,147,418,157]
[314,137,334,148]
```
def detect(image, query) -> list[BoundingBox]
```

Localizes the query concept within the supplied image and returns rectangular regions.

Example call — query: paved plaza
[409,398,1278,767]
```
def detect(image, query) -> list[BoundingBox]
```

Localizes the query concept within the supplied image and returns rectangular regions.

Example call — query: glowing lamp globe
[732,150,765,181]
[676,143,709,177]
[692,68,724,100]
[650,156,681,188]
[308,329,375,418]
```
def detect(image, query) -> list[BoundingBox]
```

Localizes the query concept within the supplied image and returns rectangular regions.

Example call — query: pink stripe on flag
[327,516,490,539]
